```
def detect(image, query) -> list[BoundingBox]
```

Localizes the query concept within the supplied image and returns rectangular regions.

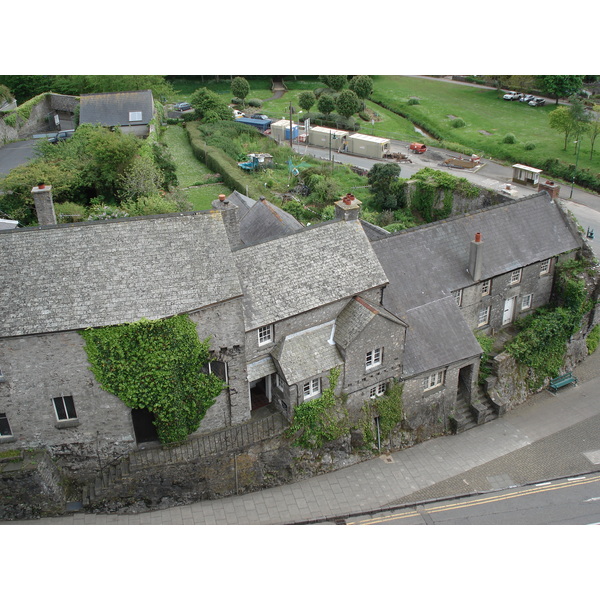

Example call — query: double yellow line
[348,473,600,525]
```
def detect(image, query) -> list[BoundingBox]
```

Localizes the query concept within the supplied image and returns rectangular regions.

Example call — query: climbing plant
[506,257,594,389]
[361,382,404,445]
[286,368,349,449]
[80,315,224,444]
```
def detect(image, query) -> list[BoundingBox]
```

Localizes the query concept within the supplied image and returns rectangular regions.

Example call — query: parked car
[503,91,522,101]
[529,97,546,106]
[48,131,74,143]
[232,109,245,118]
[251,114,270,121]
[174,102,192,112]
[519,94,535,103]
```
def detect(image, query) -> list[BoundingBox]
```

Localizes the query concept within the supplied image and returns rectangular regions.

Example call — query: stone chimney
[212,193,241,248]
[468,232,483,281]
[334,193,362,221]
[32,184,57,226]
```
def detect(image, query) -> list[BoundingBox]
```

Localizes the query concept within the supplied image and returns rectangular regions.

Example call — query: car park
[503,91,523,101]
[48,131,74,143]
[528,97,546,106]
[519,94,535,103]
[174,102,192,112]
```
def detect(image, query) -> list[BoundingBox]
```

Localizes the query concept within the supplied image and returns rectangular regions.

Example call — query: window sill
[423,385,445,398]
[54,419,80,430]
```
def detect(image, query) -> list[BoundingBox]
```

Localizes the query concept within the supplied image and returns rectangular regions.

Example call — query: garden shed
[270,119,299,142]
[348,133,390,159]
[308,126,348,151]
[512,164,543,188]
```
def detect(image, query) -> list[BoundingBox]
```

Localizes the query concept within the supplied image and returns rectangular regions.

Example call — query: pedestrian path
[7,349,600,526]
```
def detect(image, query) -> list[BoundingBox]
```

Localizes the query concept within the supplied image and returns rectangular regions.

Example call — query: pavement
[5,346,600,526]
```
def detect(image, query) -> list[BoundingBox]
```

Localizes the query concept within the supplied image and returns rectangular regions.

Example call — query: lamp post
[329,129,337,170]
[569,138,582,199]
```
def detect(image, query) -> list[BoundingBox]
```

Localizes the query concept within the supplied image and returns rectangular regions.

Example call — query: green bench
[549,372,578,394]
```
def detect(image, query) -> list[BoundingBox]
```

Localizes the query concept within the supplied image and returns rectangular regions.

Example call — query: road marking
[348,473,600,525]
[584,497,600,502]
[535,481,553,486]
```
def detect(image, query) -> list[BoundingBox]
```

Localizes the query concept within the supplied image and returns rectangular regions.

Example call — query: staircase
[453,387,498,434]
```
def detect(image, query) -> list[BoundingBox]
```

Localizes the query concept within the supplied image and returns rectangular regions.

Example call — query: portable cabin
[512,164,543,188]
[270,119,299,142]
[236,117,272,132]
[308,126,349,151]
[348,133,391,159]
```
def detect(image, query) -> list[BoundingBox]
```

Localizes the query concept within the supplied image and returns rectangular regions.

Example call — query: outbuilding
[270,119,299,142]
[308,126,349,152]
[348,133,391,159]
[512,164,543,188]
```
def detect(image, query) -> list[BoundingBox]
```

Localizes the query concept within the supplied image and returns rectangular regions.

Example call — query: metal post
[289,103,293,149]
[570,138,581,199]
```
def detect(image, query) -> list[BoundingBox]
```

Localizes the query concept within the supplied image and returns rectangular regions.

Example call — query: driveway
[0,140,38,175]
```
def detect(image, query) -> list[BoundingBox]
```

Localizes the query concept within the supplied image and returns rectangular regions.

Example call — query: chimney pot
[219,194,226,202]
[475,232,482,243]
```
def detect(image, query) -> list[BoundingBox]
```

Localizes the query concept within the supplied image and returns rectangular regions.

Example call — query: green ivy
[506,258,593,388]
[475,333,494,385]
[286,368,349,449]
[361,382,404,445]
[587,325,600,354]
[80,315,224,444]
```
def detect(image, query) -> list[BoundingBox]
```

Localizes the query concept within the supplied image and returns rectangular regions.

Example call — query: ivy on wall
[361,382,404,445]
[80,315,224,444]
[286,368,349,449]
[506,257,594,389]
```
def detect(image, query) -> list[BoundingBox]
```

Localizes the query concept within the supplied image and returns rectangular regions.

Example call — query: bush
[587,325,600,354]
[451,118,466,128]
[408,97,420,105]
[523,141,536,151]
[55,201,87,223]
[247,98,263,107]
[503,133,517,144]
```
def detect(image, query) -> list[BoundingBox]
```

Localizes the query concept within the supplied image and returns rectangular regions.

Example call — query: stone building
[0,187,583,482]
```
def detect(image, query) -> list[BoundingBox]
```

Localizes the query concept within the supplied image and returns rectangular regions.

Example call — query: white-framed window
[275,373,285,391]
[207,360,228,383]
[52,395,77,421]
[540,259,551,275]
[481,280,491,296]
[365,347,382,369]
[452,289,463,307]
[424,370,445,391]
[258,324,273,346]
[129,111,143,122]
[0,412,12,437]
[369,382,387,398]
[510,269,522,284]
[478,305,491,326]
[303,378,321,400]
[521,294,533,310]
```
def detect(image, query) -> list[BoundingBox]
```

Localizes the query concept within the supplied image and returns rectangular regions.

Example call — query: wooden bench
[549,372,578,394]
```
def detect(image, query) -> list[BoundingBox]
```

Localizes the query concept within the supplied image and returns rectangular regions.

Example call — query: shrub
[55,201,87,223]
[408,97,420,105]
[451,118,466,128]
[503,133,517,144]
[587,325,600,354]
[246,98,263,107]
[523,141,536,151]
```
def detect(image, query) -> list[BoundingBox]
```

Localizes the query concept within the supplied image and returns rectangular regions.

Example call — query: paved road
[0,139,38,175]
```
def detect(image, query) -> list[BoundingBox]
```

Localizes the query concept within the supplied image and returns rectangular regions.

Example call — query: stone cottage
[0,187,583,480]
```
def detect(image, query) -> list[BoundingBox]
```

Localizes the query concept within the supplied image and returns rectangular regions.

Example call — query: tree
[588,107,600,160]
[549,106,576,150]
[367,163,402,210]
[317,93,335,116]
[335,89,361,119]
[349,75,374,100]
[537,75,584,104]
[324,75,347,92]
[231,77,250,105]
[298,91,316,113]
[568,95,592,154]
[190,87,233,122]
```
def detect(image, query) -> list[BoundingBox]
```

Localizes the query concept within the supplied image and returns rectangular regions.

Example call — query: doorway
[502,296,516,326]
[250,376,271,411]
[131,408,159,444]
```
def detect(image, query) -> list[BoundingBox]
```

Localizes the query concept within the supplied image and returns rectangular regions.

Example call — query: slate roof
[234,219,389,331]
[271,321,343,385]
[372,193,581,312]
[0,212,242,337]
[402,297,482,377]
[79,90,154,127]
[239,198,304,246]
[334,296,406,350]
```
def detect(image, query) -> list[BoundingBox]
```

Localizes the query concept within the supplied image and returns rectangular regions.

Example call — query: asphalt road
[0,139,38,175]
[346,473,600,525]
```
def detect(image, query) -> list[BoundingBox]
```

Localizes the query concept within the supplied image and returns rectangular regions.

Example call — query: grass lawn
[371,76,598,172]
[163,123,232,210]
